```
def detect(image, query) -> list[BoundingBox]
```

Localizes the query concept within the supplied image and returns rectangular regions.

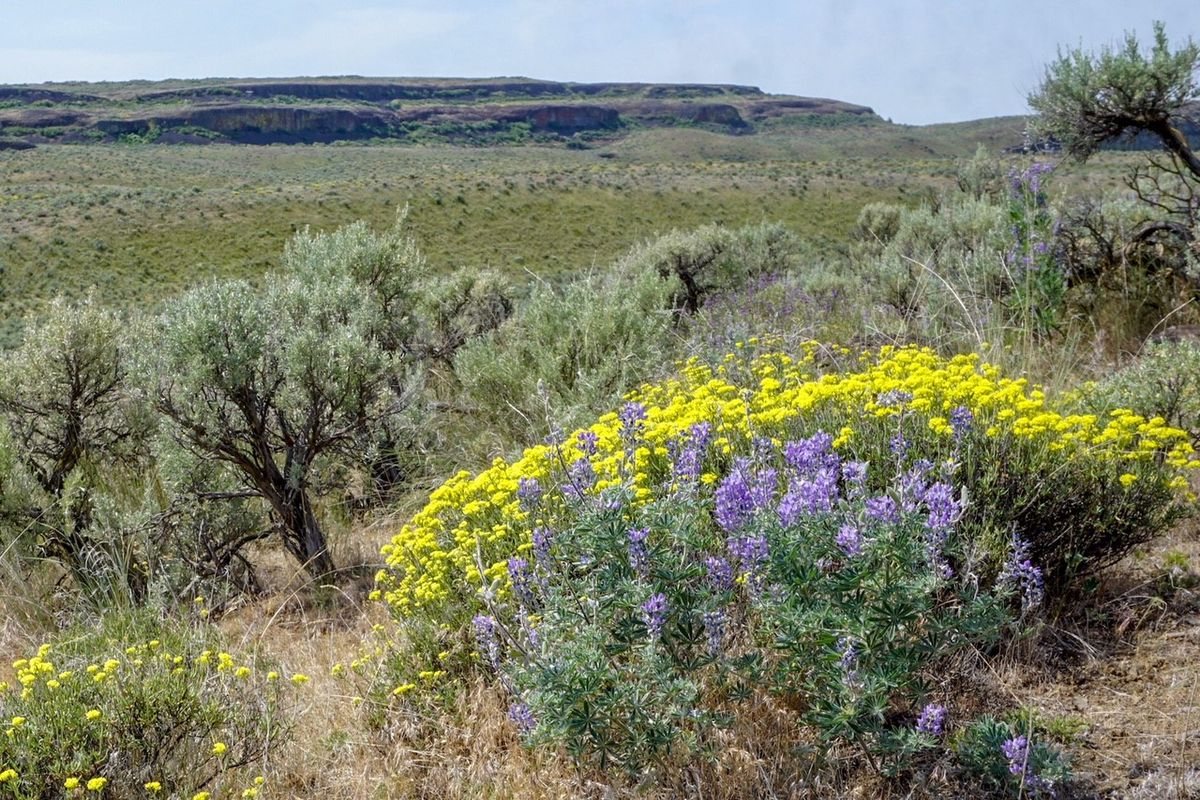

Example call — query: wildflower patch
[378,343,1197,618]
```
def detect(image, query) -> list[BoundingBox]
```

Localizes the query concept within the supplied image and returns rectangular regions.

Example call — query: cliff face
[0,77,884,146]
[92,105,399,143]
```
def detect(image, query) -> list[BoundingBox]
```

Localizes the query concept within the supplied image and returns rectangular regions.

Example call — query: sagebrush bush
[0,611,296,799]
[0,297,155,606]
[452,263,675,447]
[451,222,804,450]
[1087,339,1200,445]
[847,194,1010,347]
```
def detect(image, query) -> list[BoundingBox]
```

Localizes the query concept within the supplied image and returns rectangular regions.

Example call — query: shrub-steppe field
[2,47,1200,800]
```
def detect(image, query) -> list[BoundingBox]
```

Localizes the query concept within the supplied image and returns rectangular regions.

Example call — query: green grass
[0,123,1148,345]
[0,137,919,342]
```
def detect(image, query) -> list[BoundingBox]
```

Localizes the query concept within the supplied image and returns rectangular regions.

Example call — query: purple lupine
[704,555,735,592]
[618,401,647,438]
[1009,161,1053,198]
[670,422,713,485]
[508,701,536,734]
[899,460,934,512]
[749,467,779,511]
[473,614,501,670]
[565,456,596,496]
[543,426,566,447]
[576,430,599,456]
[752,436,777,463]
[923,482,962,533]
[836,523,864,558]
[864,495,900,525]
[837,636,857,671]
[702,609,726,656]
[921,483,959,579]
[841,460,868,496]
[1002,735,1027,772]
[878,389,913,408]
[837,636,861,687]
[949,406,974,442]
[1001,734,1054,795]
[777,490,803,528]
[508,557,536,609]
[783,432,836,474]
[532,526,554,568]
[999,533,1045,611]
[641,593,668,639]
[714,461,756,532]
[727,534,769,577]
[778,469,839,526]
[889,431,908,460]
[916,703,947,737]
[627,527,650,575]
[517,477,543,511]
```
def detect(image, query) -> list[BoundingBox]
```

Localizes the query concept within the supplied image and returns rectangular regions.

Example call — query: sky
[3,1,1200,125]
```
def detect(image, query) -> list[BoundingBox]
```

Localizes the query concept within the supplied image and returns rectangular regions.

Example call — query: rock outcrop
[0,77,883,145]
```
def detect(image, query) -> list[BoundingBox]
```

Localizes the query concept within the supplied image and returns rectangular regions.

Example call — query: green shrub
[452,263,674,447]
[452,222,803,449]
[847,195,1010,347]
[0,611,294,799]
[620,222,798,316]
[953,715,1071,797]
[1087,339,1200,445]
[492,429,1011,778]
[0,297,155,606]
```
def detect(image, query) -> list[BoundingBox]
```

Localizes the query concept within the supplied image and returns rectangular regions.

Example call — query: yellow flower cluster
[1,638,291,795]
[378,344,1198,615]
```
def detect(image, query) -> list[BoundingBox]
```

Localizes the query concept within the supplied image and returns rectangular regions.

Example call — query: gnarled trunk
[250,464,335,579]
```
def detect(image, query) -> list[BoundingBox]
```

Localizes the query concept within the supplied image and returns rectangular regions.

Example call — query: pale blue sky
[3,1,1199,124]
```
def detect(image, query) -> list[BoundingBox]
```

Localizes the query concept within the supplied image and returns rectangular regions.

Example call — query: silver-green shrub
[152,275,396,578]
[0,297,155,605]
[453,264,673,446]
[1088,338,1200,444]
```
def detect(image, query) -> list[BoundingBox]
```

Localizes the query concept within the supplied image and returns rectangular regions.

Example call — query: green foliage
[151,275,393,578]
[482,426,1013,781]
[452,260,674,447]
[848,195,1009,344]
[280,210,423,356]
[0,611,290,799]
[0,297,155,604]
[952,715,1071,797]
[1029,21,1199,162]
[624,222,797,316]
[1088,338,1200,444]
[141,440,270,607]
[414,267,513,371]
[452,222,802,449]
[956,145,1006,201]
[1005,164,1067,339]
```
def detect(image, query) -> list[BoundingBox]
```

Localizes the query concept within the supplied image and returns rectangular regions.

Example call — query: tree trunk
[280,491,335,579]
[254,470,335,579]
[1148,118,1200,180]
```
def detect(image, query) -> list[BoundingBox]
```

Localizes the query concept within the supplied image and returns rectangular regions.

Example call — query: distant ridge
[0,76,881,146]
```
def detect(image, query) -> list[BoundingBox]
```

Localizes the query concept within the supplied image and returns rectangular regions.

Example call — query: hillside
[0,77,882,146]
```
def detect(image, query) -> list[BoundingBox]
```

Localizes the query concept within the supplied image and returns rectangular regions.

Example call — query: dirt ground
[1020,521,1200,799]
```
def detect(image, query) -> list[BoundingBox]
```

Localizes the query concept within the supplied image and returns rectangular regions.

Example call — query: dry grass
[1004,517,1200,797]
